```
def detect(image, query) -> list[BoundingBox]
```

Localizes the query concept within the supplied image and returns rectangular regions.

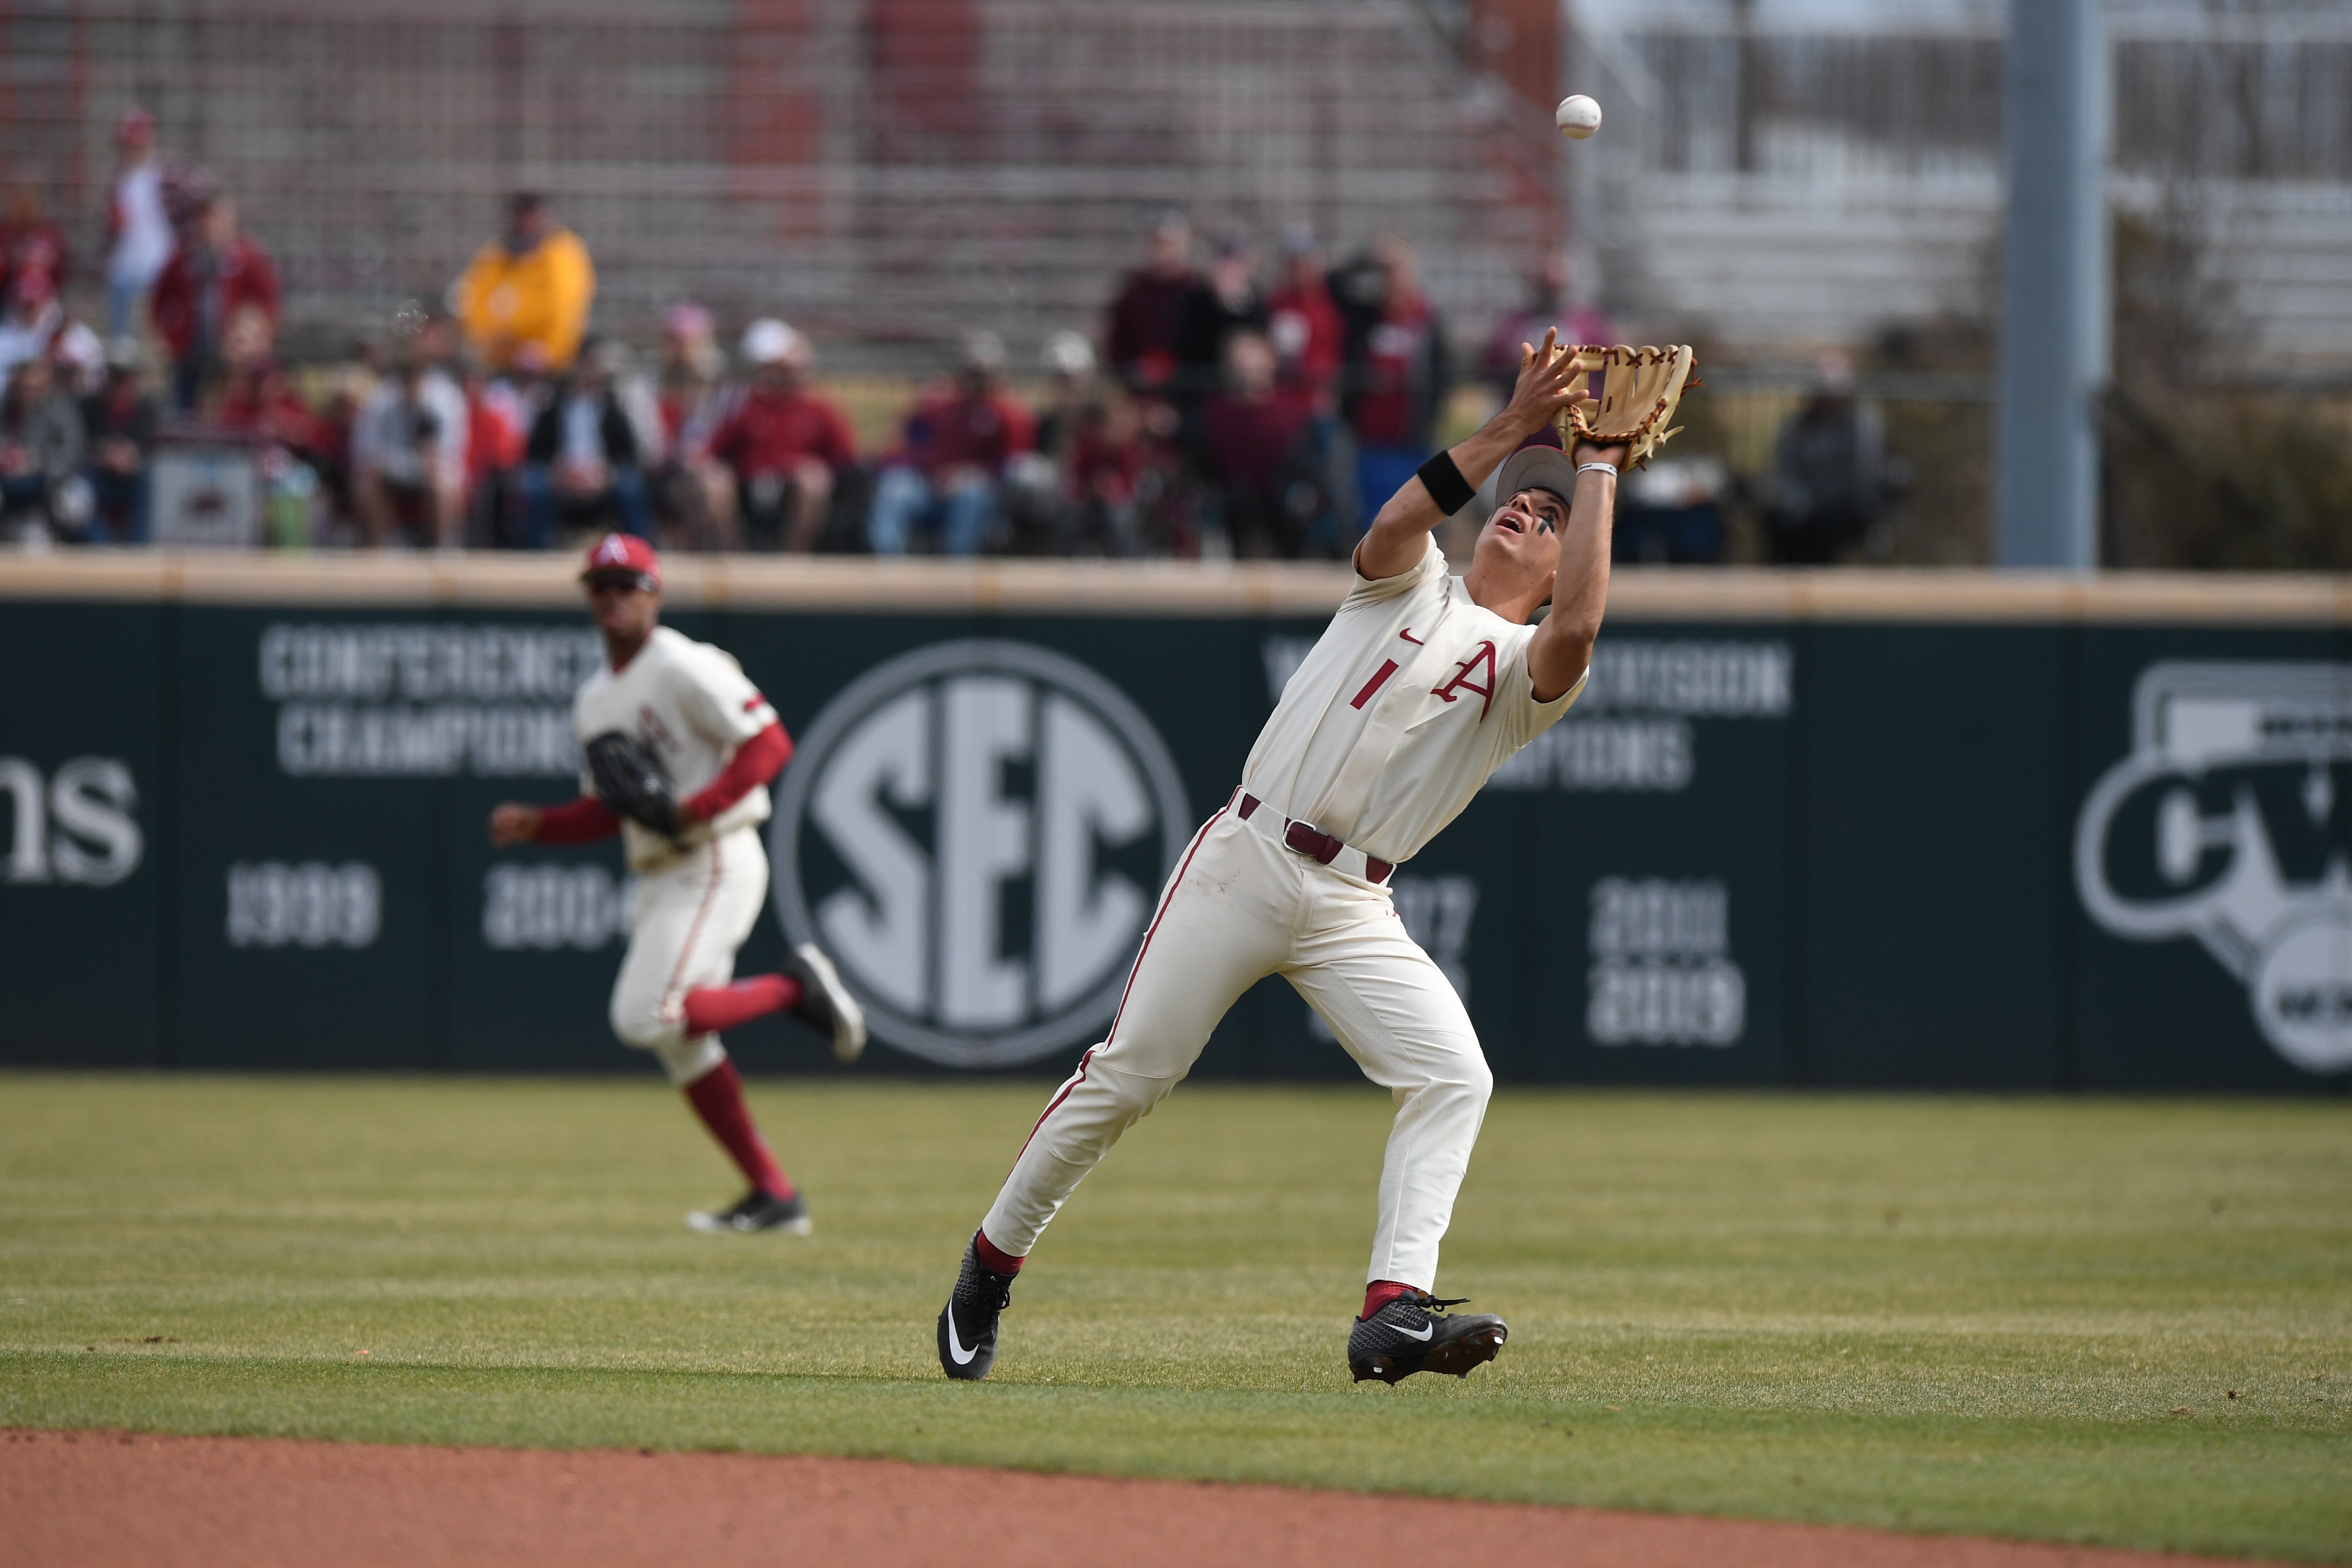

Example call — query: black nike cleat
[936,1232,1017,1380]
[1347,1291,1508,1384]
[787,943,868,1064]
[686,1189,812,1235]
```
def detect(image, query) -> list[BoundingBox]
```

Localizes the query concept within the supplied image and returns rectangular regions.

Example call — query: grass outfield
[1,1075,2346,1563]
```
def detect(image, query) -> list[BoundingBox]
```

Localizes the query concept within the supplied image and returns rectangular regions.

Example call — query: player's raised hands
[1573,438,1631,473]
[1358,327,1610,580]
[1497,327,1587,443]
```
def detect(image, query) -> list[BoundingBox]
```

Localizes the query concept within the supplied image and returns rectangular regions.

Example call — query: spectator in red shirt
[150,193,279,410]
[307,341,377,524]
[212,359,325,445]
[0,176,70,304]
[1198,330,1314,559]
[1105,212,1194,400]
[867,331,1034,556]
[707,318,856,553]
[1067,392,1147,556]
[1339,236,1448,533]
[208,300,340,495]
[462,359,526,544]
[1264,224,1352,547]
[1267,225,1345,417]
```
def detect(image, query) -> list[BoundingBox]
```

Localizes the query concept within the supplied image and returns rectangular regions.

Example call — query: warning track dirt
[0,1431,2268,1568]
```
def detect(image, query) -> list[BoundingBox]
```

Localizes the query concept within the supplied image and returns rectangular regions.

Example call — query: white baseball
[1554,95,1601,140]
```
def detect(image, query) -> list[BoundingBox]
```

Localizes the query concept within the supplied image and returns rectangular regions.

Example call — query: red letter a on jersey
[1432,641,1498,720]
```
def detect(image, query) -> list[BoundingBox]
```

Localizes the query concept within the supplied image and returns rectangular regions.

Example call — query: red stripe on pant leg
[1005,1044,1099,1181]
[658,838,729,1030]
[1005,802,1230,1171]
[1103,803,1230,1045]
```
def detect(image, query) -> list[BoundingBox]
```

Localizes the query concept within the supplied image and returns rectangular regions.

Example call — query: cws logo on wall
[771,641,1190,1068]
[2077,662,2352,1075]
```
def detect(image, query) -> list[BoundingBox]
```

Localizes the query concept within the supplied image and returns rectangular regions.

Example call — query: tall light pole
[1995,0,2110,569]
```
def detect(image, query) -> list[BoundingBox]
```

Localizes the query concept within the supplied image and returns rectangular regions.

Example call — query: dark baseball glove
[584,731,683,838]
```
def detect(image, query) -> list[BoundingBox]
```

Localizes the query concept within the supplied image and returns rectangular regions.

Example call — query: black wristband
[1416,449,1476,515]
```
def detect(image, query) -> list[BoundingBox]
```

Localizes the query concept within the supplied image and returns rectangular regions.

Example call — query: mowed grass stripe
[0,1075,2346,1562]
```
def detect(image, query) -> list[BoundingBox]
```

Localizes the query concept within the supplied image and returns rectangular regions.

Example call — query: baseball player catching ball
[939,329,1636,1384]
[490,534,866,1234]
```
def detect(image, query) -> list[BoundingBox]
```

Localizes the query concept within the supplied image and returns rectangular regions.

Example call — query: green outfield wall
[4,555,2348,1092]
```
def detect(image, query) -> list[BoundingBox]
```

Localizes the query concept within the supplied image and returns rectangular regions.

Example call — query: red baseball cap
[579,532,660,590]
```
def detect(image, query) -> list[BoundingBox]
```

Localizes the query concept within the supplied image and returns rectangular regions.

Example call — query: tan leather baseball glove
[1549,344,1700,469]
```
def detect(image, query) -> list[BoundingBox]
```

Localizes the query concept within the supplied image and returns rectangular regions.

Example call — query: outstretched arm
[1525,439,1627,703]
[1353,327,1586,581]
[489,796,620,847]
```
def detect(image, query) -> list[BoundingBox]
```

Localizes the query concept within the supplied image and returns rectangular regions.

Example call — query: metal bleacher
[0,0,1564,368]
[1,0,2345,368]
[1570,1,2352,366]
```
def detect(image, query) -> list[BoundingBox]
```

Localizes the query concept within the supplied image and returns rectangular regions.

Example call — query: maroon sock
[1363,1279,1418,1318]
[682,974,803,1037]
[974,1229,1024,1275]
[681,1059,793,1198]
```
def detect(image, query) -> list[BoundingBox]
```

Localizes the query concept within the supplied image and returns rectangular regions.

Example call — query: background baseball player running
[490,534,866,1235]
[940,330,1625,1382]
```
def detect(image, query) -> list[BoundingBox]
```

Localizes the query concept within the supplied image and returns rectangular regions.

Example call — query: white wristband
[1576,461,1620,480]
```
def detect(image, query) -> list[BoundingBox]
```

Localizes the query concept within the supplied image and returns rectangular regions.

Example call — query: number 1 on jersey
[1350,660,1400,710]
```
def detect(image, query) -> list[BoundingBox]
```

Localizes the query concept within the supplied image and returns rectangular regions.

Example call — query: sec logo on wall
[771,640,1191,1068]
[2077,661,2352,1075]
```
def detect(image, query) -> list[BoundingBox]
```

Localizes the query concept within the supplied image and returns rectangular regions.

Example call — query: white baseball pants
[608,827,770,1083]
[982,791,1494,1290]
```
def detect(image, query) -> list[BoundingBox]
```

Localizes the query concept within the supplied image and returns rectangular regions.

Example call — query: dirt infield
[0,1430,2265,1568]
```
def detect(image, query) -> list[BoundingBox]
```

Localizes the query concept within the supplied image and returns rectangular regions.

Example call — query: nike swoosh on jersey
[945,1311,979,1364]
[1395,1320,1435,1341]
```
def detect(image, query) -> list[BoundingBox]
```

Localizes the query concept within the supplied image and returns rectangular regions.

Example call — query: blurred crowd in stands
[0,108,1897,564]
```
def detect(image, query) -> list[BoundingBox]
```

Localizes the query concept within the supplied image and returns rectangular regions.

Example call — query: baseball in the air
[1555,94,1602,140]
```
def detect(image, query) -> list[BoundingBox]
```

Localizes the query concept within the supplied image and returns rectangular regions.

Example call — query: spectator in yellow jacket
[455,193,594,375]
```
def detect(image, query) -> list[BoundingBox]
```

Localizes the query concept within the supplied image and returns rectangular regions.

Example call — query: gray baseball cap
[1492,442,1585,513]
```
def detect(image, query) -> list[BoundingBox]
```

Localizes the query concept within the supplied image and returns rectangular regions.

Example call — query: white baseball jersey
[1242,538,1586,865]
[574,625,780,871]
